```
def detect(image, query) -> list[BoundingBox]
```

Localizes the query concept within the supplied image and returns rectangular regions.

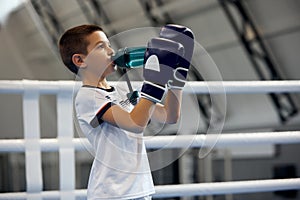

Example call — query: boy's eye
[97,44,104,49]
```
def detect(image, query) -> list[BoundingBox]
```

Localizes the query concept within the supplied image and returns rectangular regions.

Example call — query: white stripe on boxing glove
[144,55,161,72]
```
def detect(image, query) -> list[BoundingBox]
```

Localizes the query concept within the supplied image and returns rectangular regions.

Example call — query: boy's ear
[72,54,87,68]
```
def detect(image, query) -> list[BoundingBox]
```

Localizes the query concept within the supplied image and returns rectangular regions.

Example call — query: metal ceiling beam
[30,0,64,51]
[218,0,298,123]
[102,0,199,32]
[76,0,115,37]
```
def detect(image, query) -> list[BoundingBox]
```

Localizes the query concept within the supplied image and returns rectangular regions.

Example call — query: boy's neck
[83,78,111,90]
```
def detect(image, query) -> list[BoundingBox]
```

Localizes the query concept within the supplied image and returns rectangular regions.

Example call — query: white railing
[0,131,300,152]
[1,80,300,94]
[0,80,300,200]
[1,178,300,199]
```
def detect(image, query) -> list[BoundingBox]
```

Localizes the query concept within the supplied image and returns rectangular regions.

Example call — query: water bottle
[112,47,146,68]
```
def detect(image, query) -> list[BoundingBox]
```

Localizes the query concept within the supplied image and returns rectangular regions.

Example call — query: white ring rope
[1,80,300,94]
[154,178,300,198]
[0,178,299,199]
[0,131,300,152]
[1,80,300,199]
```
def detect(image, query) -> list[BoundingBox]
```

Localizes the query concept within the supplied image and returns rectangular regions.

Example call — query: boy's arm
[99,89,182,134]
[101,98,155,133]
[151,89,182,124]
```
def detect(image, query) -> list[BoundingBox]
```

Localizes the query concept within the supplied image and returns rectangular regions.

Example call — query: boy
[59,24,194,200]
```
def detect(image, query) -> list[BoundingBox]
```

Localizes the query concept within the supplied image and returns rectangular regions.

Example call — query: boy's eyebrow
[92,41,104,48]
[92,40,110,48]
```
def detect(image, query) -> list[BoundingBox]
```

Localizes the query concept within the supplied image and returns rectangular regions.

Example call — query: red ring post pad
[112,47,146,69]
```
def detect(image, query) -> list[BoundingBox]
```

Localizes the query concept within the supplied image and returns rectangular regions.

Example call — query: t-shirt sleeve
[90,102,115,128]
[75,88,116,128]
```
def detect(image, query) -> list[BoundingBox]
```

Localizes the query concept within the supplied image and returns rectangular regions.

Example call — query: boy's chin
[104,64,117,75]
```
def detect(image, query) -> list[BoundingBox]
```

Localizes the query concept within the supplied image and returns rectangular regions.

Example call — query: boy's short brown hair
[58,24,103,74]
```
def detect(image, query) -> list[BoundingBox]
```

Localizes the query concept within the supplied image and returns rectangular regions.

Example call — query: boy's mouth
[110,56,117,66]
[110,59,116,67]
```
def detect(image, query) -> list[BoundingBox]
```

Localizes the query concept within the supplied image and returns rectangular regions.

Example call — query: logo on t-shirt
[105,95,112,100]
[119,98,131,108]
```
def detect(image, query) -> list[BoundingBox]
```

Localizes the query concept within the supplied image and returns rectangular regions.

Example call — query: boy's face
[82,31,116,78]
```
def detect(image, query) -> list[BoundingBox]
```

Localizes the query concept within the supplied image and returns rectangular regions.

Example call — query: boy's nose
[108,47,115,56]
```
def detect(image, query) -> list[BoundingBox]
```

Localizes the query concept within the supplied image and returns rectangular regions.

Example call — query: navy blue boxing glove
[141,37,184,103]
[159,24,194,89]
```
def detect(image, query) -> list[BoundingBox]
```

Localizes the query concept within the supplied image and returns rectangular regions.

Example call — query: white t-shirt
[75,85,155,200]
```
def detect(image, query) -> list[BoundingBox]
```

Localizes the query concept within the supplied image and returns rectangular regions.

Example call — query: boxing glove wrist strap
[141,81,166,103]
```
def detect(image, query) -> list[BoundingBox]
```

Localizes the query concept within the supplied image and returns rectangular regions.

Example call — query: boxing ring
[0,80,300,199]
